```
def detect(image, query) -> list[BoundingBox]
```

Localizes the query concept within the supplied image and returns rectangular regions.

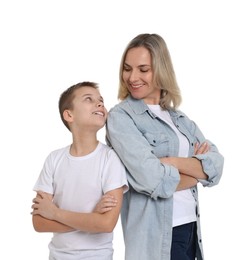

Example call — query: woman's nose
[129,69,139,81]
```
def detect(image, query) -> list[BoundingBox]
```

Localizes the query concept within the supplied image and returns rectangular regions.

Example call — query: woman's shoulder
[109,96,146,115]
[168,109,192,120]
[109,98,130,111]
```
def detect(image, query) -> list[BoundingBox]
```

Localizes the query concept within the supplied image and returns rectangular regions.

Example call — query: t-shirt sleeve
[33,153,54,194]
[102,149,129,194]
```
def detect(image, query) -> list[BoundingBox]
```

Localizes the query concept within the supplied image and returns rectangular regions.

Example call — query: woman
[106,34,224,260]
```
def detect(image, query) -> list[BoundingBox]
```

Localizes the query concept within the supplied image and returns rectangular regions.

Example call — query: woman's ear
[63,110,73,123]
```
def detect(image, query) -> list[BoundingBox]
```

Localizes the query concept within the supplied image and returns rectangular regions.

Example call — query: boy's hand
[94,194,117,214]
[31,191,56,220]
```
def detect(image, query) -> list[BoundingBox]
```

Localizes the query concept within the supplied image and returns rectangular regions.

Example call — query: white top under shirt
[148,105,196,227]
[33,142,128,260]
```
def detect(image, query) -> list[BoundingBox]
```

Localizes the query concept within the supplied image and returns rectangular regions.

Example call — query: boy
[32,81,128,260]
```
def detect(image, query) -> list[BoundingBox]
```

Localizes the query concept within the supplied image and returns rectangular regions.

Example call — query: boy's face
[69,86,107,131]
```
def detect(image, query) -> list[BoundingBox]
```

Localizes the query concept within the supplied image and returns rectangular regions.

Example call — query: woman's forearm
[176,174,198,191]
[160,157,208,180]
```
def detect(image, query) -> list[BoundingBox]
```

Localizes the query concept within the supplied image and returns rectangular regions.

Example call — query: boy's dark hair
[59,81,99,130]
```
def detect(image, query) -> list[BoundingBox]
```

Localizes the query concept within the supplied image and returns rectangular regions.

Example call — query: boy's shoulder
[98,142,119,158]
[47,145,69,159]
[98,142,112,152]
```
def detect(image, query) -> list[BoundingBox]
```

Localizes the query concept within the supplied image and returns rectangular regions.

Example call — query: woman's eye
[123,67,131,72]
[140,69,149,73]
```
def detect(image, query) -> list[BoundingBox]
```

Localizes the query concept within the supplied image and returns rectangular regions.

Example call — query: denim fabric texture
[106,96,224,260]
[171,222,197,260]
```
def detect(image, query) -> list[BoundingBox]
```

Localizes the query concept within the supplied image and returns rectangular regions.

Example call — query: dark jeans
[171,221,197,260]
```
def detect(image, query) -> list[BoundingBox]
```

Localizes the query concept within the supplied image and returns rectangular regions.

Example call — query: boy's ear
[63,110,73,123]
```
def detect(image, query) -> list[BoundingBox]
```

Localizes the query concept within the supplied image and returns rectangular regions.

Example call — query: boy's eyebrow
[81,93,104,101]
[82,93,93,97]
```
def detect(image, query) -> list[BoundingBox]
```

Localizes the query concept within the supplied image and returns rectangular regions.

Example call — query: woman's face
[122,46,161,104]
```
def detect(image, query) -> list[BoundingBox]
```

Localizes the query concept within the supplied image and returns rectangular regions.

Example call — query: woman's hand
[93,194,118,214]
[160,141,210,181]
[194,142,210,155]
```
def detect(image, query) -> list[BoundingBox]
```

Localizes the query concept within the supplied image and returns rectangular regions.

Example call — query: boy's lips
[92,111,105,117]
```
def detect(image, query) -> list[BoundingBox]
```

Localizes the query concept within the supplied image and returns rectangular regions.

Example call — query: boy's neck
[70,137,99,157]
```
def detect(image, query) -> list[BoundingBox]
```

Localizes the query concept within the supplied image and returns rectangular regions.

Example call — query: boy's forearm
[32,188,123,233]
[32,215,74,233]
[53,209,118,233]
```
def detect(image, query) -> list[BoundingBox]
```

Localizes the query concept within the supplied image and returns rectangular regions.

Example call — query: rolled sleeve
[193,152,224,187]
[151,165,180,200]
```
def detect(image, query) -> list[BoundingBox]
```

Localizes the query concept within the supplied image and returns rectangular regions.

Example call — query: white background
[1,1,249,259]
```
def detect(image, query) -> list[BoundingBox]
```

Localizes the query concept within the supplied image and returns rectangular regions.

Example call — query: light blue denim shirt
[106,96,224,260]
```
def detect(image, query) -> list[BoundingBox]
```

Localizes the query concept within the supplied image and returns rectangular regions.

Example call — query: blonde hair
[118,33,182,109]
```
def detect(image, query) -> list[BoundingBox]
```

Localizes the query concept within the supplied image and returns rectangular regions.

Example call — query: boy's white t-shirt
[33,142,128,260]
[148,105,197,227]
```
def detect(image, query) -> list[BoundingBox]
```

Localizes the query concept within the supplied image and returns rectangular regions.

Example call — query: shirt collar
[126,95,185,119]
